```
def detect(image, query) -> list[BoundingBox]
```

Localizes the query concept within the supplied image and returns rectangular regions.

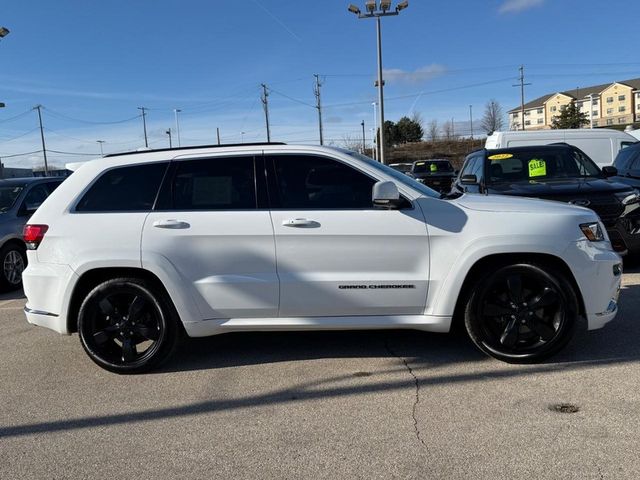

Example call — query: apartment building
[509,78,640,130]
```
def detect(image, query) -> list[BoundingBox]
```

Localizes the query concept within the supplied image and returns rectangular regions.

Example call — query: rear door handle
[153,219,190,229]
[282,218,320,228]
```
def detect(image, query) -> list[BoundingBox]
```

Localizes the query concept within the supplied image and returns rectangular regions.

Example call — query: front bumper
[568,241,622,330]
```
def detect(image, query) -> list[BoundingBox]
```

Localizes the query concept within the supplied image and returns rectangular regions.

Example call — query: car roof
[413,159,451,164]
[479,144,577,156]
[0,177,62,187]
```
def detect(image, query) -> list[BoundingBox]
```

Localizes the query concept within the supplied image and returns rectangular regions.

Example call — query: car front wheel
[464,263,579,363]
[78,278,181,374]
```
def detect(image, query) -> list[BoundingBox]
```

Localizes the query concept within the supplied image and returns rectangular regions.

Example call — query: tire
[78,277,181,374]
[464,263,578,364]
[0,243,27,291]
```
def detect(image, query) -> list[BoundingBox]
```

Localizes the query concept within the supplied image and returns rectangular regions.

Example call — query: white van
[485,129,637,167]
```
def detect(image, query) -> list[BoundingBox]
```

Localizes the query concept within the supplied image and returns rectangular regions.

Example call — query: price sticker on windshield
[488,153,513,160]
[528,158,547,177]
[430,164,438,172]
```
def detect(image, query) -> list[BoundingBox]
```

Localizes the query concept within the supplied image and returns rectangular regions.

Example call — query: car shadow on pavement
[158,283,640,374]
[0,289,26,301]
[158,328,487,374]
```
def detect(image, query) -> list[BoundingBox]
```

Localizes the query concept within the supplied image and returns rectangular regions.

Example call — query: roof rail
[103,142,287,158]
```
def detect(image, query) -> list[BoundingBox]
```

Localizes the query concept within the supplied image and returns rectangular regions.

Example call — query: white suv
[22,144,622,373]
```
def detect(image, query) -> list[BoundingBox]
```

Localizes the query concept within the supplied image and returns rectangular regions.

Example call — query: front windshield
[342,150,441,199]
[486,148,601,184]
[412,160,453,174]
[0,186,24,212]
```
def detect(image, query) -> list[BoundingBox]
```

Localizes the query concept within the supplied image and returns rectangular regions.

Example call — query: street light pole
[361,120,366,153]
[372,102,378,161]
[165,128,172,148]
[348,1,409,165]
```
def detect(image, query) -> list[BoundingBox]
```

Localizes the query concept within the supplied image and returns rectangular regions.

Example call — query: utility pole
[513,65,531,131]
[97,140,105,157]
[469,105,474,140]
[260,84,271,143]
[314,74,324,145]
[137,107,149,147]
[361,120,366,153]
[165,128,172,148]
[33,105,49,175]
[216,127,221,145]
[173,109,181,147]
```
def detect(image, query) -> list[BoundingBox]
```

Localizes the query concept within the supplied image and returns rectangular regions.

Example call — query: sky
[1,0,640,168]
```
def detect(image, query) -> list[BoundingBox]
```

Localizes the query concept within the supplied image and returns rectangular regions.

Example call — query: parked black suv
[612,141,640,190]
[409,159,456,193]
[451,144,640,254]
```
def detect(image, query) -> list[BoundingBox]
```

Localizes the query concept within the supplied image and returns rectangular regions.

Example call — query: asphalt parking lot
[1,268,639,480]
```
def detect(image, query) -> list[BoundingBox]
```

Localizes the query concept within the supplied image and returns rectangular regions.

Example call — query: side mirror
[372,181,401,208]
[602,166,618,177]
[460,174,478,185]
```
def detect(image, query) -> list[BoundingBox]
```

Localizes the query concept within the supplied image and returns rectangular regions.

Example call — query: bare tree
[481,100,504,134]
[340,134,364,153]
[442,119,456,141]
[427,119,439,142]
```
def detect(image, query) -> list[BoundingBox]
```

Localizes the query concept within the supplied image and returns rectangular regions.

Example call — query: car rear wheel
[0,243,26,291]
[464,263,578,363]
[78,278,181,374]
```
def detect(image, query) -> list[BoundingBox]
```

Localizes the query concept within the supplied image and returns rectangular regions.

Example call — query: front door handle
[282,218,320,228]
[153,219,190,229]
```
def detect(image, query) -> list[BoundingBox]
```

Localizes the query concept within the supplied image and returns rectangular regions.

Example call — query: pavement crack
[384,340,428,451]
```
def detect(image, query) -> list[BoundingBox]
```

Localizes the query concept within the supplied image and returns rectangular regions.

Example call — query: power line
[268,86,316,108]
[0,127,40,143]
[43,108,141,125]
[0,109,33,125]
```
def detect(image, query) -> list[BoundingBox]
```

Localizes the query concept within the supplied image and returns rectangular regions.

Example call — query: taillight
[23,224,49,250]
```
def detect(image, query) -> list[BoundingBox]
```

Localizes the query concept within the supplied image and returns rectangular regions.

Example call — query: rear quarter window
[75,162,168,212]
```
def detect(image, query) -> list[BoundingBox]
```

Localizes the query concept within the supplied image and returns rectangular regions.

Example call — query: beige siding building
[508,78,640,130]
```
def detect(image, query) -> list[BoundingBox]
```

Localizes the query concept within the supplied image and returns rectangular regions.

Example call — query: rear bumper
[22,259,77,335]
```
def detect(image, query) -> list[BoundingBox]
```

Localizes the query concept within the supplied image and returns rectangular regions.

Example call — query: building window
[525,120,531,126]
[550,106,557,112]
[593,121,599,127]
[592,99,599,105]
[512,112,518,118]
[607,119,614,125]
[560,105,567,111]
[537,108,543,114]
[607,108,614,115]
[537,118,544,124]
[592,110,599,117]
[618,95,626,101]
[619,118,627,124]
[607,97,614,103]
[619,106,626,112]
[524,111,530,116]
[577,101,584,109]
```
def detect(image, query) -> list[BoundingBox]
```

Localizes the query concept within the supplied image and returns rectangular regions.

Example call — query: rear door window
[76,162,168,212]
[160,156,257,211]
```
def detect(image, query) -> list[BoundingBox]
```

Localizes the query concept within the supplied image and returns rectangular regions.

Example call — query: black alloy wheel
[465,263,578,363]
[78,278,180,373]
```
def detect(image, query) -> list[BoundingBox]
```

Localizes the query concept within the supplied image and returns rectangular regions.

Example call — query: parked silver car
[0,177,63,290]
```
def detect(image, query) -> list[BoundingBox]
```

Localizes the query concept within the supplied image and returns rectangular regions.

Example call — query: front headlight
[615,189,640,206]
[580,222,605,242]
